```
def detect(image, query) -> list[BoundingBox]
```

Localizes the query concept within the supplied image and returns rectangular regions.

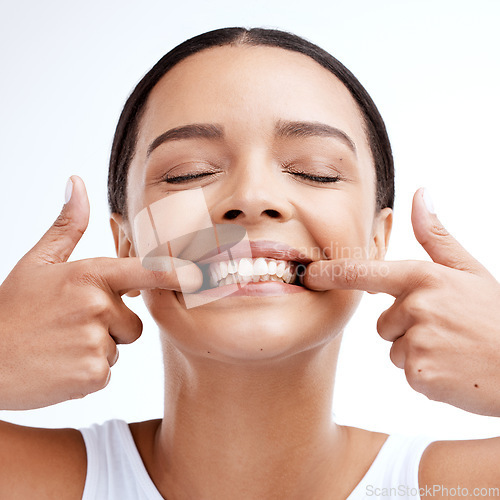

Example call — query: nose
[210,153,294,226]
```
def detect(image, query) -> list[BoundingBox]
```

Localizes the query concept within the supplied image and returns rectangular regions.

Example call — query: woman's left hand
[302,188,500,417]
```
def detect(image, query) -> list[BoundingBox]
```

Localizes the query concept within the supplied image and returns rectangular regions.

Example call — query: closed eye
[289,171,341,183]
[163,169,342,184]
[163,172,216,184]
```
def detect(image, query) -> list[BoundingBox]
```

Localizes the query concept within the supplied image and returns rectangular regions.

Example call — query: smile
[207,257,306,288]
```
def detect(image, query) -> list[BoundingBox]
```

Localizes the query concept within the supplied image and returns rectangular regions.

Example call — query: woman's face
[112,45,392,362]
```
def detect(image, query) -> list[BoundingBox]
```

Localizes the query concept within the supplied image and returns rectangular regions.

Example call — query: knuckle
[115,325,142,345]
[407,261,430,288]
[69,391,87,401]
[343,261,361,286]
[110,348,119,366]
[404,356,434,393]
[376,314,386,335]
[125,328,142,345]
[389,342,404,368]
[430,222,450,238]
[71,260,110,292]
[131,315,144,340]
[31,247,60,265]
[376,313,393,341]
[84,330,107,356]
[76,270,106,289]
[52,211,72,230]
[52,212,85,239]
[112,309,143,345]
[83,293,111,318]
[404,327,431,354]
[85,360,111,391]
[404,293,429,319]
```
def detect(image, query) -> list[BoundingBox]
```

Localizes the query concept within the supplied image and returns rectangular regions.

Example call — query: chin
[143,288,363,364]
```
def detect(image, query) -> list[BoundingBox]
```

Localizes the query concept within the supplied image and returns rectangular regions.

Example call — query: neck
[152,334,348,500]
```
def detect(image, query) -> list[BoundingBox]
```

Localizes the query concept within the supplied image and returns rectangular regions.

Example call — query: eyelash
[164,172,213,184]
[164,170,341,184]
[287,170,341,183]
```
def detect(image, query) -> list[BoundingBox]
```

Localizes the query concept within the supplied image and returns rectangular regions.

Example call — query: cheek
[141,289,179,326]
[299,195,374,261]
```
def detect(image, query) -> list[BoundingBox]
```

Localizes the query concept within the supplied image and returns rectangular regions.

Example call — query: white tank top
[79,419,435,499]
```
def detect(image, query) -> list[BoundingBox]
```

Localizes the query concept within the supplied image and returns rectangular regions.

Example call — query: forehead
[137,45,370,155]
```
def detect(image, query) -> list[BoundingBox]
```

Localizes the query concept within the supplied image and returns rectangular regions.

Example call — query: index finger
[302,259,427,296]
[95,256,203,295]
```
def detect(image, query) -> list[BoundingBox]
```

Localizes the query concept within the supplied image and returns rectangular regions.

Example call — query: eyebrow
[147,123,223,157]
[274,119,356,153]
[146,119,356,157]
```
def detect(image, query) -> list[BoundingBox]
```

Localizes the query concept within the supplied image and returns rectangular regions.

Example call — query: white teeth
[276,261,285,278]
[227,260,238,274]
[268,261,277,275]
[253,257,268,276]
[207,258,299,288]
[216,266,222,281]
[283,267,292,284]
[226,274,237,285]
[238,258,253,276]
[209,274,218,288]
[220,261,228,279]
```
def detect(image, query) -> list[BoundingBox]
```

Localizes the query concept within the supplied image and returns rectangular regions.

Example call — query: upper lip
[196,240,314,265]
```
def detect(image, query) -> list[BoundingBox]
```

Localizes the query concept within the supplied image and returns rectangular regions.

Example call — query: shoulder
[341,425,390,460]
[127,418,162,474]
[419,436,500,498]
[333,426,390,497]
[0,419,86,499]
[0,417,162,499]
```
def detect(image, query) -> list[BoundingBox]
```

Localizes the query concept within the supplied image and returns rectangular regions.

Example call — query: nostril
[224,209,242,220]
[264,209,280,218]
[223,209,280,220]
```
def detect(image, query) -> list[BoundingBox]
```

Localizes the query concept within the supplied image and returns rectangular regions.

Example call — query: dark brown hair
[108,27,394,218]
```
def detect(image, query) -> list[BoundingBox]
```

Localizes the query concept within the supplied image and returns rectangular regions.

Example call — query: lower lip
[227,280,306,297]
[185,280,307,299]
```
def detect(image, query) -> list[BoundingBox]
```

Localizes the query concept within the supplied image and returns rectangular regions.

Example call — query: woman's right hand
[0,176,202,410]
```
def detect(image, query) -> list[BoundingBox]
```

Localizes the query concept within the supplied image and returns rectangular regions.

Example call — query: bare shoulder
[331,425,390,497]
[0,419,87,500]
[342,425,389,447]
[128,418,162,474]
[419,436,500,497]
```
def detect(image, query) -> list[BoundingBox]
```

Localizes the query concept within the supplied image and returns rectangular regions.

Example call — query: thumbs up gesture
[302,188,500,417]
[0,176,202,410]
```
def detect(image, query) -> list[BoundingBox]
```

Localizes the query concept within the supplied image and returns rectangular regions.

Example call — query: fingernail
[65,177,74,204]
[422,188,436,214]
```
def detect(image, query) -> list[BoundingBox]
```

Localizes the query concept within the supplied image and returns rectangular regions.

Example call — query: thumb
[411,187,487,275]
[25,175,90,265]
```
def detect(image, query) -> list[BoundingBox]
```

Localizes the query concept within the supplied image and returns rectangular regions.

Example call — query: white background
[1,0,499,440]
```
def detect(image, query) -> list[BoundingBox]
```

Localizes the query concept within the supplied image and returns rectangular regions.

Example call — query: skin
[110,45,393,499]
[118,45,391,364]
[0,44,499,499]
